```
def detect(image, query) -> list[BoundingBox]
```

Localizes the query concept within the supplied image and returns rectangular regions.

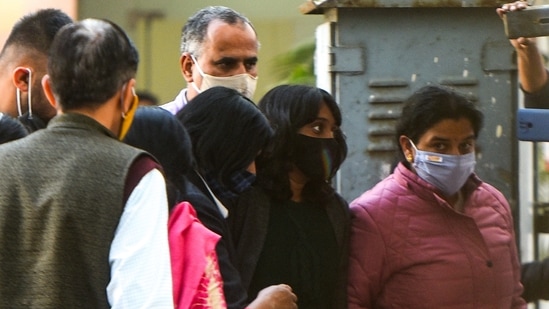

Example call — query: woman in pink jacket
[348,85,526,309]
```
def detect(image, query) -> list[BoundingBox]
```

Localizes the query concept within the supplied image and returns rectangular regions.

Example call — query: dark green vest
[0,113,147,308]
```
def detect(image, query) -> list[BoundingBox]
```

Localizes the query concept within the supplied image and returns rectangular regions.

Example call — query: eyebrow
[429,134,476,142]
[311,117,330,123]
[214,56,258,63]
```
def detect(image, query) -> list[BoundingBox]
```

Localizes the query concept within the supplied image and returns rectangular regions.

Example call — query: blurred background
[0,0,319,104]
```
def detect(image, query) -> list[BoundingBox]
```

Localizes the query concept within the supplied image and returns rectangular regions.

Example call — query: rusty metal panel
[313,7,518,204]
[301,0,511,14]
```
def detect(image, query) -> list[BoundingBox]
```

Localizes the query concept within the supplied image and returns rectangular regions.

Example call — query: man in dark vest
[0,19,173,308]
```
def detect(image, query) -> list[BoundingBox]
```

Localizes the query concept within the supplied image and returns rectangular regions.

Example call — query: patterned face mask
[203,169,257,200]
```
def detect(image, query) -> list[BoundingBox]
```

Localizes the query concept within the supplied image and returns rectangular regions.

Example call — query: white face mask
[190,54,257,99]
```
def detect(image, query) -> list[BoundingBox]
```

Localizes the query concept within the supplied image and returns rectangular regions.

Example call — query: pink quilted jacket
[348,163,526,309]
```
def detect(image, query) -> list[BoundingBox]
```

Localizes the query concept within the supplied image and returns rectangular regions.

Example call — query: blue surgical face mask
[408,139,476,196]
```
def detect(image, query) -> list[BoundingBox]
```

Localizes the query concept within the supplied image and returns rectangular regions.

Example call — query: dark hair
[0,9,72,56]
[47,19,138,110]
[395,85,484,165]
[257,84,347,204]
[136,90,159,106]
[0,113,28,144]
[180,6,256,56]
[177,86,272,187]
[124,106,193,207]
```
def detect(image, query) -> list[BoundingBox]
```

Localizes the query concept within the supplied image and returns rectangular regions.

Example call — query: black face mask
[292,134,343,181]
[18,113,47,133]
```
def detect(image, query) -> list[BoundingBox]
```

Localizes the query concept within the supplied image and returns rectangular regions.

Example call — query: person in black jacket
[230,85,349,309]
[0,113,27,144]
[521,259,549,302]
[177,86,298,309]
[123,106,193,207]
[125,105,298,308]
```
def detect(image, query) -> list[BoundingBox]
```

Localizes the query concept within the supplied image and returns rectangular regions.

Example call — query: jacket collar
[394,161,481,210]
[48,113,117,139]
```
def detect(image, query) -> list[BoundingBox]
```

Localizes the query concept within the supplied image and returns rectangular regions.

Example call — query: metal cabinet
[302,0,518,207]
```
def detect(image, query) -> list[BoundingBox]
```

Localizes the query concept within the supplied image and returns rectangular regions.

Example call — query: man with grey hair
[161,6,259,114]
[161,6,297,309]
[0,18,173,308]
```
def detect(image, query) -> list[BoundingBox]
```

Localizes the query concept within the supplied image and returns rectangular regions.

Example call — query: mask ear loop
[26,68,32,119]
[190,54,206,76]
[120,83,128,119]
[16,88,22,117]
[189,54,205,94]
[15,68,32,118]
[405,137,417,163]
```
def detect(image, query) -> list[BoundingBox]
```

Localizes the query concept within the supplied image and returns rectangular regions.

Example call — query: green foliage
[537,143,549,183]
[271,42,316,86]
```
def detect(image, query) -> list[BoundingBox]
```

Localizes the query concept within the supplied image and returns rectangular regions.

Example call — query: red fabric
[169,201,226,308]
[123,154,160,204]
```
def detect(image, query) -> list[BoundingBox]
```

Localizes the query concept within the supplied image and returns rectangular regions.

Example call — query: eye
[459,141,475,153]
[433,143,446,152]
[312,125,321,134]
[244,59,257,71]
[216,59,237,71]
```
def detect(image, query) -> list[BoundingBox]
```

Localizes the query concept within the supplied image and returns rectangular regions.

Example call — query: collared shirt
[161,88,189,115]
[107,169,174,309]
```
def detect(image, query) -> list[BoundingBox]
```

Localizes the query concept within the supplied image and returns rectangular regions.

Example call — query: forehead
[201,20,258,58]
[316,101,336,123]
[419,118,475,142]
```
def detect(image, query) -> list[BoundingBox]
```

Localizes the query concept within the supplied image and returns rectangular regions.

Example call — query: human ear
[180,53,194,83]
[41,75,58,110]
[399,135,414,162]
[12,67,31,92]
